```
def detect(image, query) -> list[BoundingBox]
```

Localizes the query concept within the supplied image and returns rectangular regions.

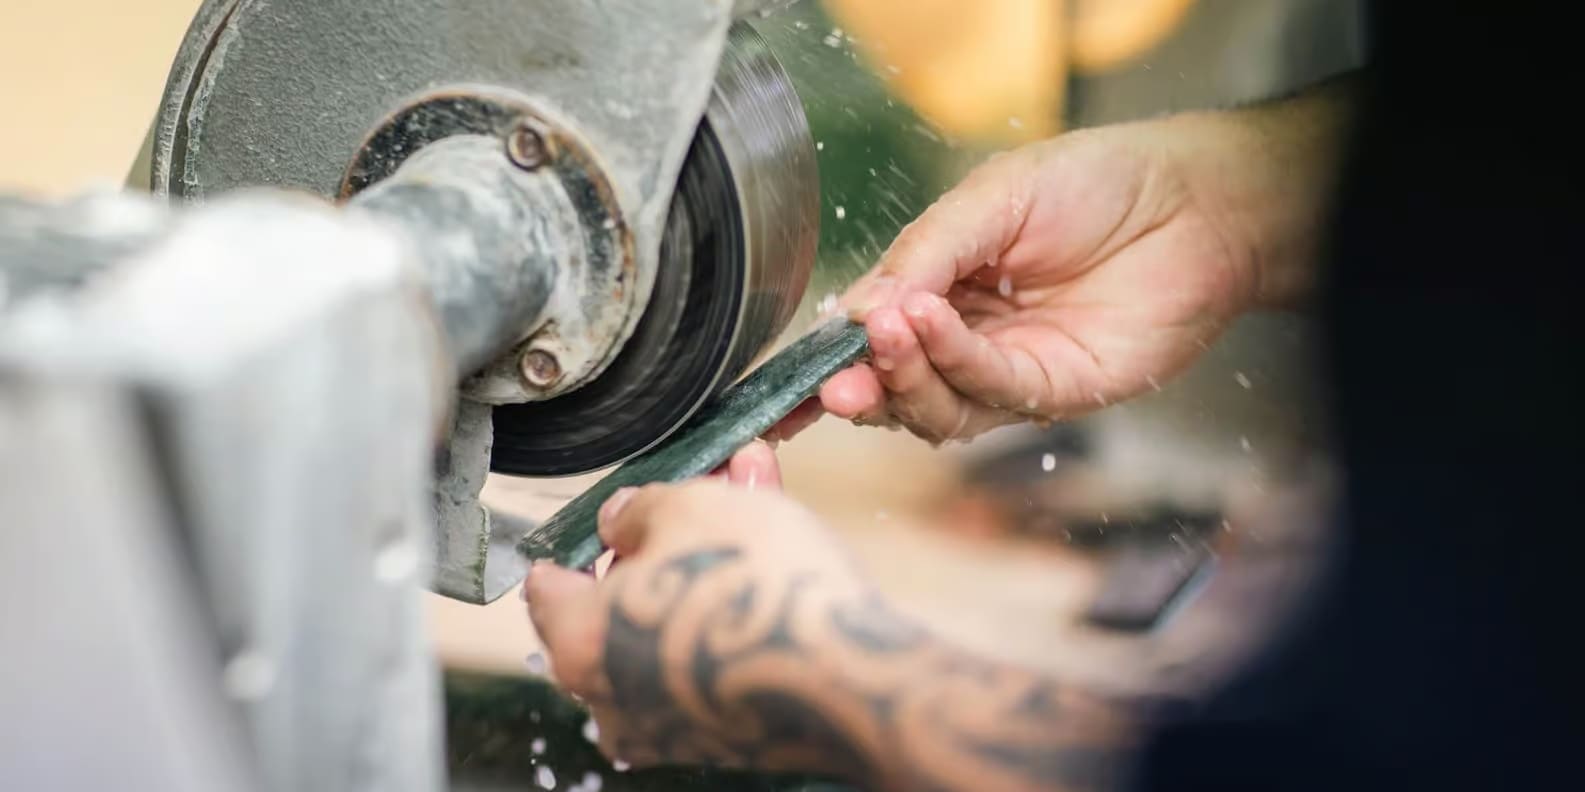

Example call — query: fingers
[595,481,703,557]
[523,562,608,694]
[863,305,983,441]
[725,440,781,490]
[764,398,824,443]
[845,153,1035,316]
[901,291,1071,414]
[597,487,644,556]
[818,365,886,422]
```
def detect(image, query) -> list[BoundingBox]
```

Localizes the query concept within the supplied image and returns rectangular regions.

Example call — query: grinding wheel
[151,2,819,478]
[493,25,818,475]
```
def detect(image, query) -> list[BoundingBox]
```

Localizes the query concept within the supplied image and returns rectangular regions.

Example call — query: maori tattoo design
[592,547,1136,792]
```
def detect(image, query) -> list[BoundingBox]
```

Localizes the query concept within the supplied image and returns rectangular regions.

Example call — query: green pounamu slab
[518,318,869,569]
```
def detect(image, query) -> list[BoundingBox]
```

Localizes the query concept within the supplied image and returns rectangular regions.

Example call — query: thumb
[524,562,608,694]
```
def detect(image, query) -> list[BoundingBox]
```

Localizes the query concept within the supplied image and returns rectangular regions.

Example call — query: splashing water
[582,717,600,744]
[524,652,547,674]
[531,737,546,755]
[536,765,557,789]
[835,205,847,220]
[1234,371,1253,389]
[1041,453,1057,472]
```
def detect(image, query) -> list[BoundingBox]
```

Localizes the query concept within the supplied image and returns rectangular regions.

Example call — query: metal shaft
[351,135,579,379]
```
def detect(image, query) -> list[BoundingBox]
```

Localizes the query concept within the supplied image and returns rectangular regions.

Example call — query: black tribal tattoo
[598,547,1137,791]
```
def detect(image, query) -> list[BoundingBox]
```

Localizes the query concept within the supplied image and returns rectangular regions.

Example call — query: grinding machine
[0,2,870,789]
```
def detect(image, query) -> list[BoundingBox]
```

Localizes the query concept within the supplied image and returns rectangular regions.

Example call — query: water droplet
[885,64,902,75]
[817,292,839,315]
[531,737,546,755]
[1007,116,1024,129]
[223,650,276,701]
[1146,375,1163,392]
[1024,396,1039,411]
[1240,436,1252,452]
[524,652,547,674]
[530,710,541,723]
[582,772,604,792]
[373,539,418,583]
[835,205,847,220]
[1041,453,1057,472]
[582,717,600,743]
[1101,512,1110,524]
[1234,371,1253,389]
[997,275,1013,298]
[612,759,631,772]
[794,20,809,30]
[822,34,841,48]
[536,765,557,789]
[816,141,825,151]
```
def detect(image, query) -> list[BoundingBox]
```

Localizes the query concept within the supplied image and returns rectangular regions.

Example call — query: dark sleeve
[1132,4,1584,789]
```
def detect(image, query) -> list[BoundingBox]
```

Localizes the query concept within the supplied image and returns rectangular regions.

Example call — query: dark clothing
[1137,4,1583,789]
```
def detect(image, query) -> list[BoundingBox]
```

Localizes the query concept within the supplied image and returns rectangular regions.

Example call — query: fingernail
[599,487,638,524]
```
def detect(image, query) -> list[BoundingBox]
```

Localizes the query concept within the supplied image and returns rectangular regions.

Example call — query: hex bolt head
[506,123,550,171]
[519,348,562,388]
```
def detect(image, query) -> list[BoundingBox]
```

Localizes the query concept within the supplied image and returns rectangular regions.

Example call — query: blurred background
[2,0,1362,786]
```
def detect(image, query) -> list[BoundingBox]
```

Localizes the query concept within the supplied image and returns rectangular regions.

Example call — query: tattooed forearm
[597,547,1140,792]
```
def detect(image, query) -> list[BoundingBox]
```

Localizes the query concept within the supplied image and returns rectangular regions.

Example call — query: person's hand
[795,90,1348,444]
[818,125,1255,442]
[525,443,1140,790]
[522,443,877,773]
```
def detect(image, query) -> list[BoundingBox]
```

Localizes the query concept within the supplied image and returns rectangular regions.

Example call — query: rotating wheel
[491,25,818,476]
[153,2,819,478]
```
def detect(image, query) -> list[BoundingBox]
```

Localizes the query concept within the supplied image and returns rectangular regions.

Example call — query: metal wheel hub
[152,1,819,477]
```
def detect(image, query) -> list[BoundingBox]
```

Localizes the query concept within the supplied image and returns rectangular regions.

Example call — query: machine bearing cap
[338,90,639,403]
